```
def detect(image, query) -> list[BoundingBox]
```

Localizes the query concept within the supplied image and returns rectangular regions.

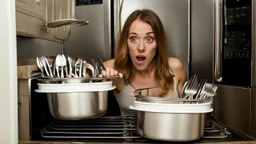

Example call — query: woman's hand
[99,67,122,78]
[99,67,126,93]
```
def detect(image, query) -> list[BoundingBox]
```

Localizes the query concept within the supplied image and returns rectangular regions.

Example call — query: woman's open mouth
[136,56,146,64]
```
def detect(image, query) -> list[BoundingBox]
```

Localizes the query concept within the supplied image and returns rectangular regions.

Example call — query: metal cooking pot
[129,97,212,141]
[47,91,108,120]
[136,111,205,141]
[35,81,115,120]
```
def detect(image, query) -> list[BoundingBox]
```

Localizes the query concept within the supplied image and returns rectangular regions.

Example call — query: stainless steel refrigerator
[64,0,190,78]
[190,0,255,137]
[64,0,112,62]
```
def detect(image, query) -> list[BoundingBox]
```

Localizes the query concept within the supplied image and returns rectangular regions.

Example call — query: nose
[137,40,145,52]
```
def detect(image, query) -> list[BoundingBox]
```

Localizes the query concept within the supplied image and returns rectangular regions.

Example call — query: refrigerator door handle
[214,0,223,83]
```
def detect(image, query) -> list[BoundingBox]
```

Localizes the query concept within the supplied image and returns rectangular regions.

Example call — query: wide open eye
[130,36,137,43]
[145,36,154,43]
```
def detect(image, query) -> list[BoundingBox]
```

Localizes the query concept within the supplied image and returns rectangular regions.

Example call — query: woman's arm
[168,57,186,98]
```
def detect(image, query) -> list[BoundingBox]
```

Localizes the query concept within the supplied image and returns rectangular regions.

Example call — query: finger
[113,70,119,76]
[118,73,123,78]
[100,70,106,76]
[109,69,117,77]
[105,70,111,77]
[107,68,116,77]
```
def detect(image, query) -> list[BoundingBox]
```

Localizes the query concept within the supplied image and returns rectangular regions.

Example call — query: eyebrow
[129,32,155,35]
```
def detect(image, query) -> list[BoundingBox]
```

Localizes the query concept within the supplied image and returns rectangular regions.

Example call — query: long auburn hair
[114,9,174,96]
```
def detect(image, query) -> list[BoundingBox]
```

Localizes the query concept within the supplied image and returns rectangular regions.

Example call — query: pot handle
[133,86,158,96]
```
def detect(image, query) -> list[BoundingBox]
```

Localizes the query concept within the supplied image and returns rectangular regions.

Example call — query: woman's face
[127,19,157,71]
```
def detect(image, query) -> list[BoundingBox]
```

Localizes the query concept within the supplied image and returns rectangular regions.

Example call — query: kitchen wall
[17,38,62,59]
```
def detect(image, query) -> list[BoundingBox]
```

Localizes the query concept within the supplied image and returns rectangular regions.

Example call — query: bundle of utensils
[182,75,218,101]
[36,54,105,79]
[131,75,218,104]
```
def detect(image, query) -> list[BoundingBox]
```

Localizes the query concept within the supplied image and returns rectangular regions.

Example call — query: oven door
[213,85,252,135]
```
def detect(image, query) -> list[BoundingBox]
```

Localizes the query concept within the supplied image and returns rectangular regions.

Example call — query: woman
[100,9,186,115]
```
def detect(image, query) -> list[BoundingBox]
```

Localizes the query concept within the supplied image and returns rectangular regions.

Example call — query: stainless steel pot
[129,95,213,142]
[136,111,205,141]
[47,91,108,120]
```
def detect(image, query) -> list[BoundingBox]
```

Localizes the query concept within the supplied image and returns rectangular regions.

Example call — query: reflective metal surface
[46,19,89,28]
[214,0,223,83]
[214,85,252,135]
[64,0,112,61]
[47,91,108,120]
[136,111,205,142]
[41,115,140,139]
[190,0,214,81]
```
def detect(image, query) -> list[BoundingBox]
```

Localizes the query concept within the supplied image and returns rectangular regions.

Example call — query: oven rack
[40,115,230,140]
[41,115,143,140]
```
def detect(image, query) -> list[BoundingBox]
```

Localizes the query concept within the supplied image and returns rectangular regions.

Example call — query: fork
[183,75,199,99]
[61,54,68,77]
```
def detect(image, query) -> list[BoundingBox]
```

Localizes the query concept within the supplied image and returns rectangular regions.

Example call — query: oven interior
[28,77,255,143]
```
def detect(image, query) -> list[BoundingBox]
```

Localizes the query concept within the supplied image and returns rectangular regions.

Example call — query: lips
[136,55,146,62]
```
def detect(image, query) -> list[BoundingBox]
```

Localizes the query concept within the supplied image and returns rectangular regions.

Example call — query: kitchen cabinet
[18,79,30,141]
[42,0,74,41]
[16,0,74,43]
[17,63,38,141]
[16,0,45,37]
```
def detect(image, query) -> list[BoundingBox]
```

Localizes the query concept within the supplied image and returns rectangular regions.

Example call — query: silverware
[36,57,46,77]
[42,56,53,78]
[55,55,61,78]
[39,56,50,77]
[96,55,105,71]
[67,56,73,76]
[73,57,82,78]
[61,54,68,77]
[183,75,199,99]
[133,86,158,96]
[82,62,87,77]
[199,83,218,99]
[85,63,95,77]
[79,59,83,77]
[195,79,207,99]
[52,60,56,77]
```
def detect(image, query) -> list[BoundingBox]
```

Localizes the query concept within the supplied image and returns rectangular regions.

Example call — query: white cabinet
[16,0,74,42]
[16,0,45,37]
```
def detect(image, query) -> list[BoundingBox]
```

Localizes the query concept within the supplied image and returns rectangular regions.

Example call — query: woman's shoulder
[167,57,185,79]
[104,59,115,68]
[167,57,184,70]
